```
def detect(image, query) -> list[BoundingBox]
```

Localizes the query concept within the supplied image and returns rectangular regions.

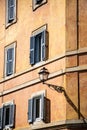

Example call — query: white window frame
[30,25,47,65]
[32,0,47,11]
[32,90,46,122]
[35,32,43,63]
[6,0,17,28]
[29,90,46,123]
[4,42,16,77]
[2,101,15,128]
[33,95,42,122]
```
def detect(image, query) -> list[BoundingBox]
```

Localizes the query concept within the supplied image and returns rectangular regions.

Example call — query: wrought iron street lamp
[38,67,49,83]
[38,67,64,93]
[38,68,86,121]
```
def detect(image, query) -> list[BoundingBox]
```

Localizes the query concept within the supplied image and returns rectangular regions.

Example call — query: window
[36,0,43,4]
[6,0,17,27]
[0,102,15,129]
[28,94,45,123]
[28,91,50,124]
[5,43,16,77]
[30,25,48,65]
[32,0,47,10]
[34,97,41,119]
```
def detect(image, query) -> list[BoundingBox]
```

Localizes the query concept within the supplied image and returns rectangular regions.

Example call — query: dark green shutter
[8,0,15,21]
[6,48,14,76]
[30,36,35,65]
[41,30,46,61]
[28,99,33,123]
[0,107,3,129]
[9,104,15,127]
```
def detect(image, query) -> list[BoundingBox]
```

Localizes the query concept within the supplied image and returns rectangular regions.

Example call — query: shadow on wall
[44,82,87,124]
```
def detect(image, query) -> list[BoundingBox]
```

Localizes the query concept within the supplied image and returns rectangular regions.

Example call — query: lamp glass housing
[39,67,49,82]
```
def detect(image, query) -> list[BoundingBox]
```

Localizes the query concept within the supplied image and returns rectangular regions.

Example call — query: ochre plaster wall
[0,0,87,129]
[0,0,66,128]
[1,75,66,128]
[0,0,66,78]
[65,0,87,121]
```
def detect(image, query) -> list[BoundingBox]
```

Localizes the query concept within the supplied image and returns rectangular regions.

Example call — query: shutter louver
[41,94,44,120]
[41,95,50,122]
[41,30,47,61]
[30,36,35,65]
[28,99,33,123]
[6,48,14,76]
[9,104,15,127]
[8,0,15,21]
[44,97,50,123]
[0,108,3,129]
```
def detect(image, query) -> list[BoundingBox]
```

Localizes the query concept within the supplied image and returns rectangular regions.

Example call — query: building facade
[0,0,87,130]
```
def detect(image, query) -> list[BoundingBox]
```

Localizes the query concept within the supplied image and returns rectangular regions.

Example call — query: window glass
[36,0,43,4]
[34,96,41,120]
[36,98,40,118]
[35,33,42,63]
[4,106,10,125]
[33,0,47,10]
[6,48,14,76]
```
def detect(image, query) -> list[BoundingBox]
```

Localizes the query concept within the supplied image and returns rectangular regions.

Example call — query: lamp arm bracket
[43,82,64,93]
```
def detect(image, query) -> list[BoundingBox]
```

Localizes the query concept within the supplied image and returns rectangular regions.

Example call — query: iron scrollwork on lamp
[38,67,64,93]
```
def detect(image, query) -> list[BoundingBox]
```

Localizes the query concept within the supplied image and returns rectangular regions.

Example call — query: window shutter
[30,36,35,65]
[41,96,50,122]
[0,107,3,129]
[9,104,15,127]
[41,30,47,61]
[8,0,15,21]
[28,99,33,123]
[6,48,14,76]
[3,106,6,128]
[40,94,44,120]
[44,97,50,123]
